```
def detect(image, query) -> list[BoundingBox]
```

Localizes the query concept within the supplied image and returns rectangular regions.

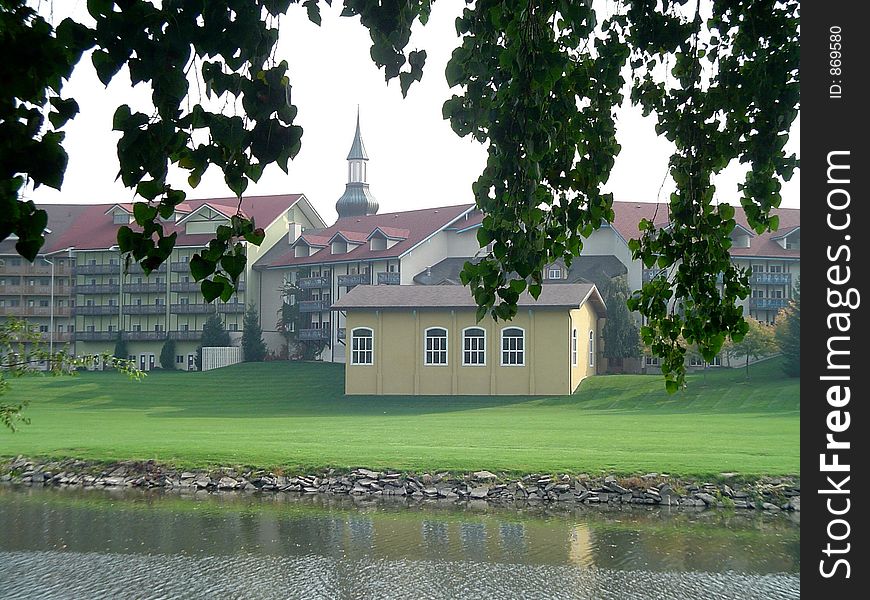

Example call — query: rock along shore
[0,456,799,512]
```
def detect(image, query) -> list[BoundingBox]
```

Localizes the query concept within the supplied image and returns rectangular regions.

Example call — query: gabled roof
[1,203,92,256]
[328,230,369,245]
[260,203,475,268]
[293,234,330,248]
[368,226,410,241]
[48,194,308,251]
[103,203,134,215]
[771,225,800,240]
[332,282,606,315]
[175,202,244,225]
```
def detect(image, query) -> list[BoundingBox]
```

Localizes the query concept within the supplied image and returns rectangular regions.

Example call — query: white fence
[201,346,243,371]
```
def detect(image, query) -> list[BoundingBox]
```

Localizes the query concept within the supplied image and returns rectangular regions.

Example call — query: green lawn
[0,359,799,477]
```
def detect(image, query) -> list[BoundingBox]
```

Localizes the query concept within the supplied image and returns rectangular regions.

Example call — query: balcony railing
[75,305,118,316]
[169,330,201,341]
[377,272,401,285]
[75,264,120,275]
[297,276,329,289]
[0,306,72,317]
[123,304,167,315]
[749,298,789,310]
[170,262,191,272]
[750,273,792,286]
[75,284,119,295]
[75,331,117,342]
[298,300,329,313]
[337,273,370,287]
[299,328,330,341]
[124,283,167,293]
[169,303,245,314]
[126,263,167,274]
[171,281,201,293]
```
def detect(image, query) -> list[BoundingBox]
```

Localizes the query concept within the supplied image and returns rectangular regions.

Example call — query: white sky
[28,1,800,223]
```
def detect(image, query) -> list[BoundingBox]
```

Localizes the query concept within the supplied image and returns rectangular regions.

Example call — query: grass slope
[0,359,799,476]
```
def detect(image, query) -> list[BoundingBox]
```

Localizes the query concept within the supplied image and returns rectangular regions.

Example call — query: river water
[0,485,799,599]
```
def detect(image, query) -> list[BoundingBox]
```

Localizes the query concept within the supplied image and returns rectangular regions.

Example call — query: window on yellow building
[501,328,524,366]
[571,329,578,366]
[462,327,486,366]
[425,328,448,366]
[351,328,373,365]
[588,330,595,367]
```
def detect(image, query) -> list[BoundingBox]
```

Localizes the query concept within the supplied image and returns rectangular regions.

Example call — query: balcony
[171,281,201,293]
[126,331,171,341]
[124,304,167,315]
[0,306,72,317]
[124,283,167,293]
[169,330,201,341]
[75,331,117,342]
[297,276,329,289]
[75,264,120,275]
[74,305,118,316]
[170,262,191,272]
[751,273,792,286]
[749,298,789,310]
[170,303,245,314]
[75,284,119,295]
[337,273,370,287]
[126,263,167,274]
[298,328,329,341]
[298,300,329,313]
[377,272,401,285]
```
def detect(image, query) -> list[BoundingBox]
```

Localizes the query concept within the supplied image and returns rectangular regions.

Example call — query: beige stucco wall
[344,306,600,396]
[569,303,600,392]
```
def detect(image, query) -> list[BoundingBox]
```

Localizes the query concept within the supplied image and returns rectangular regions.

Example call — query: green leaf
[190,254,216,281]
[220,254,246,282]
[200,279,224,302]
[132,202,158,225]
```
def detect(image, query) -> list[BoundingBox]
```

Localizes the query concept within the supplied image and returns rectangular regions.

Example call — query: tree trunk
[745,354,750,379]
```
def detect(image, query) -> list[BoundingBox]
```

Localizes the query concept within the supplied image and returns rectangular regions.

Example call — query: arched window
[588,330,595,367]
[571,328,578,366]
[462,327,486,366]
[501,327,525,366]
[351,328,373,365]
[424,327,448,365]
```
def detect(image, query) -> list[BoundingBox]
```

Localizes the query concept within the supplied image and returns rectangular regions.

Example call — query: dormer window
[294,244,310,258]
[331,240,348,255]
[113,212,129,225]
[370,234,387,251]
[548,267,563,280]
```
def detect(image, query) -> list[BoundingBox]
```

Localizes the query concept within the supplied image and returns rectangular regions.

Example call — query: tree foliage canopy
[242,303,267,362]
[1,0,799,390]
[775,277,799,377]
[601,276,641,362]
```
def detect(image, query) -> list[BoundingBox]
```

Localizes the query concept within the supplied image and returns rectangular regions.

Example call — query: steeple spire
[336,109,378,218]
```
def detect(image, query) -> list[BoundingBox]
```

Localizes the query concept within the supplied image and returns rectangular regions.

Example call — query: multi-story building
[1,195,325,370]
[255,119,483,362]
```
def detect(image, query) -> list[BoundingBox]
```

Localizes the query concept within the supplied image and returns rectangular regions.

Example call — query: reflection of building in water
[459,522,488,559]
[568,524,595,568]
[498,523,526,560]
[346,517,374,555]
[421,520,450,558]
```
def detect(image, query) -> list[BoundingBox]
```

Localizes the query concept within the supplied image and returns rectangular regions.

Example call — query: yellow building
[332,283,606,396]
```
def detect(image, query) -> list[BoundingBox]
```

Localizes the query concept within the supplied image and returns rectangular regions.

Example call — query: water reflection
[0,485,799,599]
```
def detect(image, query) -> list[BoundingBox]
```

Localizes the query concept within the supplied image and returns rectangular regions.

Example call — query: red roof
[369,226,410,240]
[48,194,305,251]
[329,230,370,244]
[265,203,475,267]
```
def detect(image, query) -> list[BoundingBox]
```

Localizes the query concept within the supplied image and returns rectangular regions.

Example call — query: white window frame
[548,267,562,280]
[501,327,525,366]
[351,327,374,365]
[571,328,578,366]
[588,330,595,367]
[424,327,449,366]
[462,327,486,366]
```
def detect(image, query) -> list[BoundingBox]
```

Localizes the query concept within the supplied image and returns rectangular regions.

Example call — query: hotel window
[462,327,486,366]
[229,323,238,331]
[176,355,184,364]
[133,324,141,332]
[351,328,374,365]
[39,325,49,333]
[571,329,578,366]
[501,327,525,366]
[645,355,659,366]
[425,327,448,365]
[548,267,562,280]
[769,264,783,273]
[588,330,595,367]
[181,324,189,331]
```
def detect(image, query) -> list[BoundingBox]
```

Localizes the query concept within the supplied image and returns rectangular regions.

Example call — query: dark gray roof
[336,182,378,218]
[347,112,368,161]
[413,255,627,289]
[332,283,606,314]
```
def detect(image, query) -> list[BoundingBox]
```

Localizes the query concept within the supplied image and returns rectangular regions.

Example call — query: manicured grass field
[0,359,799,477]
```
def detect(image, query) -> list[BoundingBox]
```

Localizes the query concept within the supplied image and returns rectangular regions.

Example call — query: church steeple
[336,109,379,218]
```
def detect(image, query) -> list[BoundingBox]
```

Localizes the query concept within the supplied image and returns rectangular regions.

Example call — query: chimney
[288,222,302,244]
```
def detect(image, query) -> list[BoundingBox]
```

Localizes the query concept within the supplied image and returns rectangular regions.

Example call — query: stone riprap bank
[1,457,800,512]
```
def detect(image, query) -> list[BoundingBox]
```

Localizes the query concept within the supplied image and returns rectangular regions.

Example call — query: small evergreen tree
[241,303,266,362]
[601,276,641,371]
[113,331,128,361]
[775,278,800,377]
[196,312,231,369]
[159,337,176,370]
